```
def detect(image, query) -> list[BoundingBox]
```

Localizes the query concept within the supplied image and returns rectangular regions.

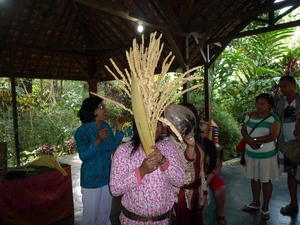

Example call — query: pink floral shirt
[110,140,185,225]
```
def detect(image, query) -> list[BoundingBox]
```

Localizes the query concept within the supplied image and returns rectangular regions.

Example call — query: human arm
[74,124,109,161]
[293,119,300,141]
[206,155,222,185]
[110,144,145,196]
[94,122,109,146]
[241,123,259,149]
[251,115,281,145]
[116,116,125,132]
[241,123,253,145]
[101,122,124,150]
[242,114,280,149]
[157,140,186,187]
[251,120,280,144]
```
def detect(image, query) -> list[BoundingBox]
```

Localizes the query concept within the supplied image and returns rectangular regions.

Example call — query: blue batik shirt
[74,121,124,188]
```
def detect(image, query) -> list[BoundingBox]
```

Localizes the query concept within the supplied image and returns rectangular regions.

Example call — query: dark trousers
[110,195,122,225]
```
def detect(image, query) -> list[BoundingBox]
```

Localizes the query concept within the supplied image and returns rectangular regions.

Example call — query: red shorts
[209,175,225,191]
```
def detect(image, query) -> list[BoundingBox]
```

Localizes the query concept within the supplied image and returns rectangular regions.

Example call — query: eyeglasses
[97,105,105,110]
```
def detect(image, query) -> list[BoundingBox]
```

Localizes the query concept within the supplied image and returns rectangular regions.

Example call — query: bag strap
[249,113,272,135]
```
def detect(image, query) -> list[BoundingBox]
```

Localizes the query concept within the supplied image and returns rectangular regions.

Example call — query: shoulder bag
[239,113,272,165]
[280,139,300,165]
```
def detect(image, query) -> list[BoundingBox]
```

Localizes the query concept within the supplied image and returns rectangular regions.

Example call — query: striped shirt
[244,113,280,159]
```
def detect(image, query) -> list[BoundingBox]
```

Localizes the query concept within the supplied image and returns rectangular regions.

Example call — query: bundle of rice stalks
[92,32,202,155]
[26,155,68,176]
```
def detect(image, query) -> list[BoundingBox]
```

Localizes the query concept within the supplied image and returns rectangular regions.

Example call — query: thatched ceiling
[0,0,300,82]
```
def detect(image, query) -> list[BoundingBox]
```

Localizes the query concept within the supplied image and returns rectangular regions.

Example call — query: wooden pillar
[87,79,98,96]
[11,77,21,165]
[183,36,190,103]
[0,142,8,178]
[204,44,211,121]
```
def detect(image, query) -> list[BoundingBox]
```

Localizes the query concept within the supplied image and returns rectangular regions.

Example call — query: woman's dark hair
[179,102,204,149]
[130,120,161,156]
[279,75,296,84]
[255,93,275,109]
[78,96,103,123]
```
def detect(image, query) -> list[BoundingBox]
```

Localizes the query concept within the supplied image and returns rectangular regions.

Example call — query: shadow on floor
[57,154,300,225]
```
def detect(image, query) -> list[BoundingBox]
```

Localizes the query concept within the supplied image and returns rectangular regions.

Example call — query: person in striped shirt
[241,93,281,220]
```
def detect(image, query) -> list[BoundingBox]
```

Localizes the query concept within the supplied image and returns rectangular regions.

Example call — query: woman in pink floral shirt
[110,121,186,224]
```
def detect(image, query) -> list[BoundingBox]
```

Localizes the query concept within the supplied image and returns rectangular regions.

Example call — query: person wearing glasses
[277,75,300,215]
[74,96,125,225]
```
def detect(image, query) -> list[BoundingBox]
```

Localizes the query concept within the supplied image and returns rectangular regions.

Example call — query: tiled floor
[56,154,300,225]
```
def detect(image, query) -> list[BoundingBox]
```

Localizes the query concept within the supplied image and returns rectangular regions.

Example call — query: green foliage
[282,47,300,76]
[211,107,242,161]
[212,28,296,123]
[18,105,79,150]
[0,79,87,166]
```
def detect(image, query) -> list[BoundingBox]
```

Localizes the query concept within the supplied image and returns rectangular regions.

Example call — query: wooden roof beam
[73,2,90,46]
[183,0,195,28]
[187,0,300,32]
[69,54,90,78]
[187,26,215,66]
[0,42,129,53]
[0,59,10,70]
[162,29,186,69]
[208,19,300,44]
[72,0,189,37]
[151,1,182,29]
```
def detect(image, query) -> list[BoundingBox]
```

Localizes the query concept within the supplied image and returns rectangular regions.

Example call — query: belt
[122,206,172,222]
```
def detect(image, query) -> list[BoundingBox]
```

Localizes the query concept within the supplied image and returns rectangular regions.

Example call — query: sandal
[261,210,270,220]
[242,204,260,211]
[216,214,227,225]
[280,204,299,215]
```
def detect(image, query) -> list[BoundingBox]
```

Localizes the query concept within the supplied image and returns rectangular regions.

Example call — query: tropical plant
[210,28,296,123]
[210,106,242,160]
[0,78,87,165]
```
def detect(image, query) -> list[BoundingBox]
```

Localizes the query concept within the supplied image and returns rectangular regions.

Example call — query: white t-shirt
[282,100,297,142]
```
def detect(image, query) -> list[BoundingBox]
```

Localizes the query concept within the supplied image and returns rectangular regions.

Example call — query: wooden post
[0,142,8,178]
[87,79,98,97]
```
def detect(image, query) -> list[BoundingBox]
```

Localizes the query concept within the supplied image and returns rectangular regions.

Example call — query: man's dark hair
[279,75,296,84]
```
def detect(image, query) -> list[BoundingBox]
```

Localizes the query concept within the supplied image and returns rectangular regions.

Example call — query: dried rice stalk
[26,155,68,176]
[92,32,203,154]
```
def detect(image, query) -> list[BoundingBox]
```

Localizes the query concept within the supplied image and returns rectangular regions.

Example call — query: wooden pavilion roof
[0,0,300,82]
